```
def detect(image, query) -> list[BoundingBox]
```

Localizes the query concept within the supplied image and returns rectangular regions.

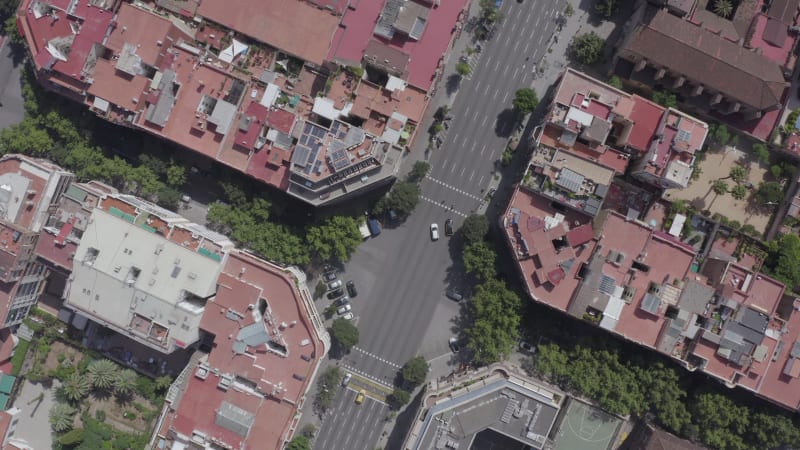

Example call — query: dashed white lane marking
[425,176,484,201]
[342,364,394,392]
[419,196,468,218]
[353,346,401,369]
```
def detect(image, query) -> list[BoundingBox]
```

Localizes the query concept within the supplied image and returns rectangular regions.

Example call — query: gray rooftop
[145,69,177,127]
[414,379,560,450]
[555,168,585,193]
[207,100,238,135]
[215,401,255,437]
[677,280,714,315]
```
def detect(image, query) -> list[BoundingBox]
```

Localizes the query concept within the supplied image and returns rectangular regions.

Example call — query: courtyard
[666,145,772,234]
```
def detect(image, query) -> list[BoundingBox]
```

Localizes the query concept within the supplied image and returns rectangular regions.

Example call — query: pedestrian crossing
[342,364,394,392]
[420,196,468,218]
[425,175,484,202]
[354,346,401,369]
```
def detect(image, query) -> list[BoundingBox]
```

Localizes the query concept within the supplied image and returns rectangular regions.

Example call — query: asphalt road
[313,1,564,449]
[0,40,27,131]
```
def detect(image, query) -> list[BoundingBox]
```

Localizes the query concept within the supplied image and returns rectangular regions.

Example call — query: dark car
[449,337,460,353]
[327,288,345,299]
[323,271,337,282]
[446,288,463,302]
[346,280,357,297]
[445,219,454,236]
[334,296,350,308]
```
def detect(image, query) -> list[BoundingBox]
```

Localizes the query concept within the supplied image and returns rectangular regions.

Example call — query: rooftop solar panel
[291,146,311,166]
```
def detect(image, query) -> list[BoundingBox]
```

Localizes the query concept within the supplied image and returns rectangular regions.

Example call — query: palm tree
[714,0,733,18]
[155,375,173,392]
[87,359,119,390]
[49,403,76,432]
[61,372,91,403]
[114,369,138,398]
[712,179,729,195]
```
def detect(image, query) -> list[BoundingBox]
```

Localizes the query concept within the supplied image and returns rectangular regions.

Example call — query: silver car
[328,279,343,290]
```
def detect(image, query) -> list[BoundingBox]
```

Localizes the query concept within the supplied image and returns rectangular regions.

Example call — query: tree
[114,369,138,398]
[165,162,186,187]
[156,186,181,210]
[455,62,471,77]
[463,241,497,282]
[766,234,800,289]
[314,367,342,412]
[712,179,728,195]
[755,181,783,204]
[401,356,429,387]
[374,181,420,219]
[306,216,362,262]
[409,161,430,182]
[466,279,521,365]
[731,184,748,200]
[461,214,489,243]
[50,403,76,432]
[652,91,677,108]
[388,388,411,410]
[4,16,25,46]
[286,435,311,450]
[155,375,173,392]
[607,76,623,89]
[87,359,119,390]
[713,124,731,146]
[59,428,85,446]
[713,0,733,18]
[60,372,91,403]
[512,88,539,114]
[594,0,617,17]
[729,165,746,183]
[571,32,605,65]
[670,199,688,215]
[330,318,359,353]
[564,3,575,17]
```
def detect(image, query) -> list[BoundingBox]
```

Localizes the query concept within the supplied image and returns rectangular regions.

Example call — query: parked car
[328,279,343,290]
[323,271,337,282]
[327,288,345,299]
[446,288,463,302]
[445,218,454,237]
[519,340,535,353]
[337,304,352,315]
[346,280,357,297]
[334,296,350,308]
[430,223,439,241]
[355,389,366,404]
[342,373,352,387]
[449,337,460,353]
[342,312,354,320]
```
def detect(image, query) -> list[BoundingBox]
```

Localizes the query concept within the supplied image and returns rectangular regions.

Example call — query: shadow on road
[494,108,517,138]
[445,74,461,96]
[385,388,426,450]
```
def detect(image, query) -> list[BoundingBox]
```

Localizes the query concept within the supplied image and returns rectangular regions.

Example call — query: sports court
[553,399,622,450]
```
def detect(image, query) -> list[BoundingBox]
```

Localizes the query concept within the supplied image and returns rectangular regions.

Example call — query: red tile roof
[161,251,322,450]
[327,0,384,64]
[196,0,340,65]
[35,230,77,271]
[265,108,296,135]
[628,96,665,152]
[51,4,112,81]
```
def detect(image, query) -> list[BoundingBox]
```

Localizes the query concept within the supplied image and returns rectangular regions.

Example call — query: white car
[337,304,352,315]
[328,279,343,290]
[342,373,352,386]
[342,312,354,320]
[430,223,439,241]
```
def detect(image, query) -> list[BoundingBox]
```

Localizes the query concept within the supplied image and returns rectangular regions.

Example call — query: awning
[92,96,110,113]
[219,39,248,63]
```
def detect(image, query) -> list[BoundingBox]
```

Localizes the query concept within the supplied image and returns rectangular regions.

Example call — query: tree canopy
[466,279,521,365]
[752,143,770,163]
[765,233,800,289]
[652,91,677,108]
[314,367,342,412]
[461,214,489,243]
[512,88,539,114]
[375,181,420,218]
[755,181,783,205]
[409,161,430,182]
[389,388,411,410]
[330,318,359,353]
[462,241,497,282]
[306,216,362,263]
[456,62,471,77]
[286,435,311,450]
[571,32,605,65]
[401,356,429,387]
